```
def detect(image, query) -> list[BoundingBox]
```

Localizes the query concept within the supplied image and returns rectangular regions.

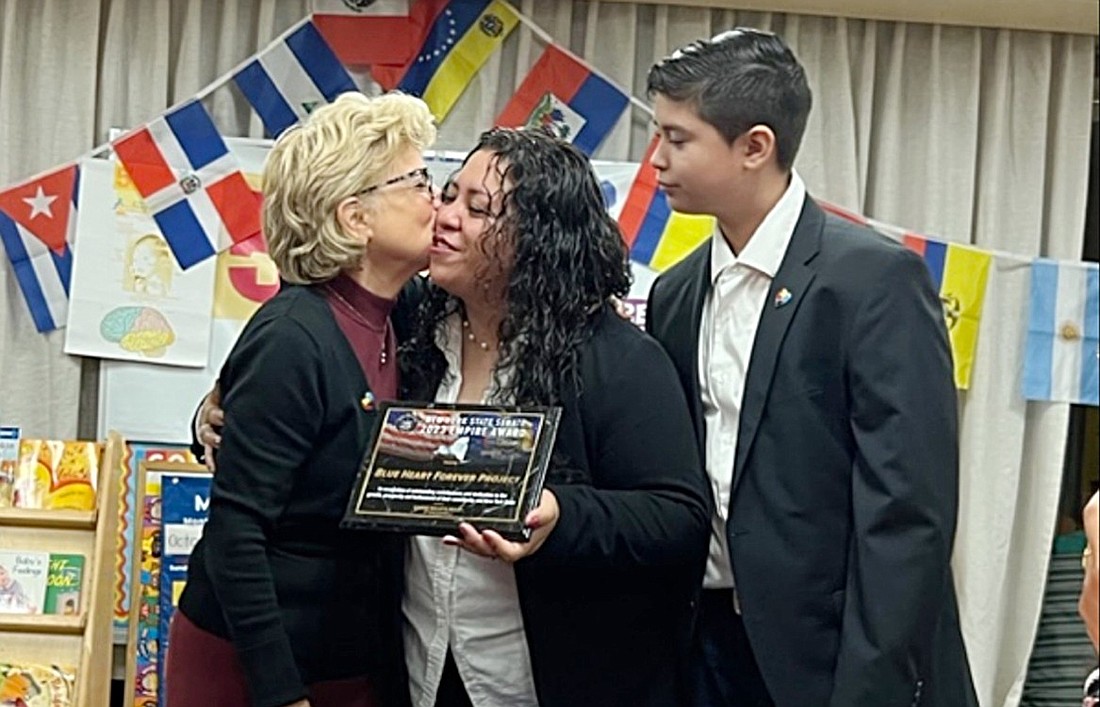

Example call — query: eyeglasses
[358,167,433,196]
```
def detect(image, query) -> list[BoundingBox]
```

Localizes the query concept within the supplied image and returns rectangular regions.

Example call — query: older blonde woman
[166,92,436,707]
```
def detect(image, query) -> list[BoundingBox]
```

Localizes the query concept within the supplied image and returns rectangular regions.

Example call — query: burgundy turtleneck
[322,273,398,403]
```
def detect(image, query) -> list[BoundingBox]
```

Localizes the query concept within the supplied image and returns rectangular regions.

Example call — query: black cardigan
[414,306,712,706]
[178,285,404,707]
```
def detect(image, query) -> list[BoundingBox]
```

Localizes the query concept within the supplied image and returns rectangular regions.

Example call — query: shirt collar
[709,170,806,285]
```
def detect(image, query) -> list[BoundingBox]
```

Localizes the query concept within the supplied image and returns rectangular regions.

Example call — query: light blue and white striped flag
[232,20,356,138]
[1023,259,1099,406]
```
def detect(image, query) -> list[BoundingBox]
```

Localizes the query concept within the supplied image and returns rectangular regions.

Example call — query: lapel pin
[774,287,792,308]
[360,391,375,411]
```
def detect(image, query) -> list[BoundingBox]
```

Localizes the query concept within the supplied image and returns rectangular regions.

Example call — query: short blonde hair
[262,92,436,284]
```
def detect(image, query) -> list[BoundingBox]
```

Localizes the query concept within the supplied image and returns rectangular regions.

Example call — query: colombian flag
[496,45,628,156]
[903,235,991,389]
[618,136,714,272]
[395,0,518,121]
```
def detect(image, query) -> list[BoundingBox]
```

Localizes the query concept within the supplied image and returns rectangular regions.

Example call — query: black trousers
[689,588,775,707]
[434,650,474,707]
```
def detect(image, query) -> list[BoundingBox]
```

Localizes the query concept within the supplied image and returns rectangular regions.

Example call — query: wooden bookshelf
[0,508,97,530]
[0,613,86,635]
[0,431,124,706]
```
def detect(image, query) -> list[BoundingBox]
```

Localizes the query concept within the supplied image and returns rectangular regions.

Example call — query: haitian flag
[112,101,260,270]
[0,164,79,332]
[1023,259,1099,406]
[618,136,714,272]
[233,19,356,138]
[394,0,518,120]
[901,235,991,389]
[496,45,628,155]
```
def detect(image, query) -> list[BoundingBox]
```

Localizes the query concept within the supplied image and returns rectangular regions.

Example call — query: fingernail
[442,536,459,546]
[526,515,540,529]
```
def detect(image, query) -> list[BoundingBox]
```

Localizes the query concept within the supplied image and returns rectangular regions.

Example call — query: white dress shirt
[698,172,806,591]
[402,314,539,707]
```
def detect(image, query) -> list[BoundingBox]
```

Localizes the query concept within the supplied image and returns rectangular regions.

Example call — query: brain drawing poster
[64,157,215,367]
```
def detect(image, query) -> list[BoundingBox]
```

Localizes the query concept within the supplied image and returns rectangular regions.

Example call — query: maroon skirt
[165,611,381,707]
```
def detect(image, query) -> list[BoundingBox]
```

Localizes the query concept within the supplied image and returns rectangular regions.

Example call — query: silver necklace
[325,286,391,366]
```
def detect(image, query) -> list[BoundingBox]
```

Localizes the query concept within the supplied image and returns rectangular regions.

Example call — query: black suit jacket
[646,197,978,707]
[515,306,711,707]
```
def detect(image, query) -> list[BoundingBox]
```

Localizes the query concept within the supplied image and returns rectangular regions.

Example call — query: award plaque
[341,403,562,541]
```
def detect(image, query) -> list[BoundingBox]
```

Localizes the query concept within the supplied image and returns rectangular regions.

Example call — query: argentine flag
[233,19,356,138]
[1023,259,1099,406]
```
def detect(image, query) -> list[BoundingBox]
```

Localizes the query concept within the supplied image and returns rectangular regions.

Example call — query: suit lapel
[731,198,824,494]
[660,245,710,453]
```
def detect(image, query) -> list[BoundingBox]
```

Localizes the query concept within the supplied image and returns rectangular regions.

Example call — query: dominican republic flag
[1023,259,1099,406]
[233,19,356,138]
[497,45,628,155]
[112,101,261,270]
[0,164,79,332]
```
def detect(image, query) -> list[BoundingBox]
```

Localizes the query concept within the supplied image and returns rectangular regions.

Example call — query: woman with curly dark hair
[398,128,710,707]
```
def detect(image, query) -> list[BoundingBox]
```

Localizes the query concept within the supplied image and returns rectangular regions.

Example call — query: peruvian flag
[112,101,260,269]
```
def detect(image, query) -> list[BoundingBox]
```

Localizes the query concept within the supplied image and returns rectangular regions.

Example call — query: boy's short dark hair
[647,28,812,171]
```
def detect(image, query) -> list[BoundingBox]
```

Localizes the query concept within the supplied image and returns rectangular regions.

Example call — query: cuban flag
[233,19,356,138]
[0,164,79,332]
[497,45,629,156]
[1023,259,1099,406]
[112,101,261,270]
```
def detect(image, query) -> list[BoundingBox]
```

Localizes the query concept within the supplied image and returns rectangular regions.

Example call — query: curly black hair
[399,127,632,406]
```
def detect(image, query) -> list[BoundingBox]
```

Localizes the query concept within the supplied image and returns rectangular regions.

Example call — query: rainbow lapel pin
[774,287,792,308]
[360,391,375,411]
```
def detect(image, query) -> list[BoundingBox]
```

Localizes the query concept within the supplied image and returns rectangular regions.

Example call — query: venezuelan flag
[903,235,991,389]
[396,0,518,121]
[618,137,714,272]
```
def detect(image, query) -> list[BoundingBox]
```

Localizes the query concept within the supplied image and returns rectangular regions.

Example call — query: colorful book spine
[0,426,18,507]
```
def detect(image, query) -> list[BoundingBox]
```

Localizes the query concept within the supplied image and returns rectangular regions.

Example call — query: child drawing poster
[64,157,216,367]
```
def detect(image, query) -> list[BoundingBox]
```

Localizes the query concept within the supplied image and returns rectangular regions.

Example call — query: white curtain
[0,2,1094,704]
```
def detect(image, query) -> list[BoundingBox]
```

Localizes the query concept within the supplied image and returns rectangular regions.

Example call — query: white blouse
[402,314,539,707]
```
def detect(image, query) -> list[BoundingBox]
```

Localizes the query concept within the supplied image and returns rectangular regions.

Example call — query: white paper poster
[97,145,657,443]
[98,139,276,442]
[64,158,217,367]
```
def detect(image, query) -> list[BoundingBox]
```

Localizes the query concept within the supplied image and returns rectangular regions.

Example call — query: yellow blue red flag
[618,137,714,272]
[902,235,991,389]
[395,0,518,120]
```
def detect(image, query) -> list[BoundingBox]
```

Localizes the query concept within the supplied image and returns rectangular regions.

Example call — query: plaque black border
[340,402,561,541]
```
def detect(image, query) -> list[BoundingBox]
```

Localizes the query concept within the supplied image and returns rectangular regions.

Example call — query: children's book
[0,662,75,706]
[44,554,85,615]
[0,550,49,615]
[13,439,99,510]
